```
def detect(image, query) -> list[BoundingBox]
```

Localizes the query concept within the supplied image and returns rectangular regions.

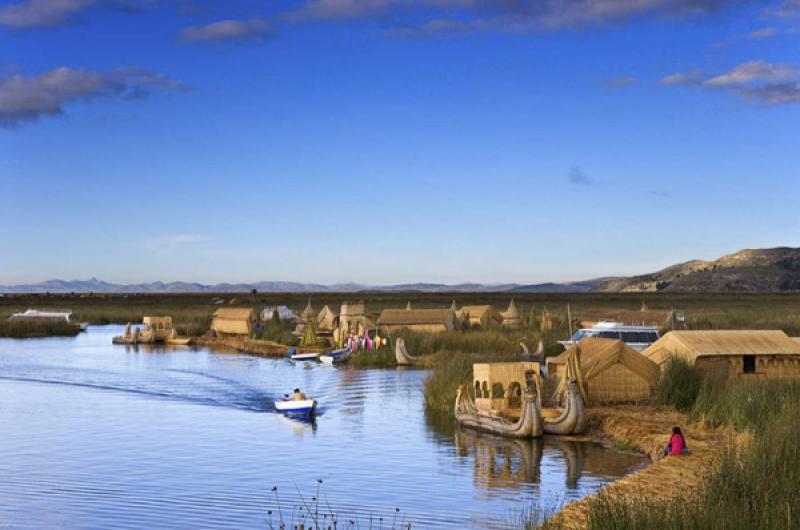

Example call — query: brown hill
[596,247,800,292]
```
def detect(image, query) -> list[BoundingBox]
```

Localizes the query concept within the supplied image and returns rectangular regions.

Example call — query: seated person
[292,388,307,400]
[664,426,689,456]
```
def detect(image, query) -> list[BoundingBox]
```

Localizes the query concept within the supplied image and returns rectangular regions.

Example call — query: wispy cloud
[747,26,778,38]
[290,0,769,33]
[0,66,191,127]
[180,18,272,43]
[0,0,151,29]
[660,60,800,105]
[568,166,594,186]
[604,76,639,87]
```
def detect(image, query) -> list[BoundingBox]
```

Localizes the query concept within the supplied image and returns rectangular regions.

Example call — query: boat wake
[0,370,280,413]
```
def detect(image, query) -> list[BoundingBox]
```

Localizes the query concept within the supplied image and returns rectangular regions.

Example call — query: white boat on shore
[291,351,320,362]
[319,348,351,365]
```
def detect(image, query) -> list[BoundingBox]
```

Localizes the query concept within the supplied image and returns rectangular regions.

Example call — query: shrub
[656,357,703,412]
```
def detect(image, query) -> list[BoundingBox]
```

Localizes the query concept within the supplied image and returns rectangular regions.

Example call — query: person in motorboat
[293,388,307,400]
[664,426,689,456]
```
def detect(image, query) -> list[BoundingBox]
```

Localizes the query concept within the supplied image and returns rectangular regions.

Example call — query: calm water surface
[0,326,646,529]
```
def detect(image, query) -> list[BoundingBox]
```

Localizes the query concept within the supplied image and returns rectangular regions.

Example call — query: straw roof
[378,308,454,325]
[579,308,680,328]
[316,305,339,331]
[502,299,520,319]
[548,337,660,389]
[642,330,800,365]
[212,307,256,320]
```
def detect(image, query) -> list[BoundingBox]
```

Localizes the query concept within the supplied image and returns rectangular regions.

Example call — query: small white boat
[319,348,351,365]
[275,398,317,416]
[291,351,320,362]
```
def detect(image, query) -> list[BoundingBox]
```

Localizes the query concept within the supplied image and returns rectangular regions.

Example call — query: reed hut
[546,338,660,404]
[338,301,375,336]
[458,305,503,329]
[473,362,541,412]
[642,330,800,383]
[501,299,523,329]
[316,305,339,334]
[578,307,685,330]
[378,307,458,334]
[210,307,257,337]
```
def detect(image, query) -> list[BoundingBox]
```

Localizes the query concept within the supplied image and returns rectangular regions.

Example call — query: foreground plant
[267,480,412,530]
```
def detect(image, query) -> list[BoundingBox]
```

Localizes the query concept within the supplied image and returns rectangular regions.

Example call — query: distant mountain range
[3,247,799,293]
[0,277,608,294]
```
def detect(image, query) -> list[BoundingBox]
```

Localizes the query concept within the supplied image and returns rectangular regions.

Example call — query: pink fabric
[667,434,686,455]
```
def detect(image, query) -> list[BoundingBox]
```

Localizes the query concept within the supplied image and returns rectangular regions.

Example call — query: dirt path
[545,406,732,529]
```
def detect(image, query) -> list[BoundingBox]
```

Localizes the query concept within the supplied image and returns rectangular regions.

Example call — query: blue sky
[1,0,799,285]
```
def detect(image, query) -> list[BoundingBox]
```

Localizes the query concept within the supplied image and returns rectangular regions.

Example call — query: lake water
[0,326,646,529]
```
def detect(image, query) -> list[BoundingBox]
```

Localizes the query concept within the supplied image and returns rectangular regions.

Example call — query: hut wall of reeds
[501,300,523,329]
[473,362,540,411]
[210,307,257,336]
[578,308,685,330]
[642,330,800,383]
[457,305,503,329]
[547,338,659,403]
[377,308,457,334]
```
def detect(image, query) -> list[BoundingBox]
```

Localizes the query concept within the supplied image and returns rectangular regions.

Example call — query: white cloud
[0,66,191,126]
[180,18,272,43]
[660,60,800,105]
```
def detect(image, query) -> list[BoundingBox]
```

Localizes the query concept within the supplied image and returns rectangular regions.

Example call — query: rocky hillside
[596,247,800,292]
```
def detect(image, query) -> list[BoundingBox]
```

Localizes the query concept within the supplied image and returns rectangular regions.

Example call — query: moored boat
[455,385,542,438]
[542,380,587,435]
[291,351,320,362]
[394,337,418,365]
[319,348,351,365]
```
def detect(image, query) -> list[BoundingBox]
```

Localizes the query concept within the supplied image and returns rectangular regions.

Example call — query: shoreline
[544,405,732,529]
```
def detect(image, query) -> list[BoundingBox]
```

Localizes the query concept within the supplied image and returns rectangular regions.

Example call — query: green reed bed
[0,319,80,338]
[349,347,396,368]
[581,380,800,530]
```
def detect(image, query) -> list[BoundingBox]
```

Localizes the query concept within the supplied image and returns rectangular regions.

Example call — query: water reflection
[455,429,544,487]
[454,430,646,493]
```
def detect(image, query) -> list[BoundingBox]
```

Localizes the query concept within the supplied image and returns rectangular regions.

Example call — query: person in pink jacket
[665,426,688,456]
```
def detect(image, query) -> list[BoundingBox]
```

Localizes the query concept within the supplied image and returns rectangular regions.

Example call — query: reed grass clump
[350,347,396,368]
[582,380,800,530]
[0,319,80,338]
[656,357,704,412]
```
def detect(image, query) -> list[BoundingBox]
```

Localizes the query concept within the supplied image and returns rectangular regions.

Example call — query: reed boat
[394,337,418,365]
[455,385,542,438]
[112,324,139,345]
[542,380,587,435]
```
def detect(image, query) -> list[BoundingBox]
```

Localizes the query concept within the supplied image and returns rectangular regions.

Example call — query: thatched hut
[546,338,660,403]
[578,307,685,330]
[210,307,257,337]
[316,305,339,334]
[378,307,458,334]
[501,299,523,329]
[338,301,374,336]
[642,330,800,383]
[458,305,503,329]
[473,362,541,411]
